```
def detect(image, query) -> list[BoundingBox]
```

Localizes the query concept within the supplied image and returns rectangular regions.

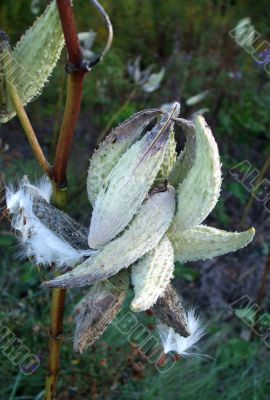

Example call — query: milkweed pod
[87,108,161,205]
[152,284,190,337]
[131,236,174,312]
[0,0,64,123]
[170,225,255,263]
[170,115,222,233]
[42,185,176,288]
[88,102,180,249]
[73,270,129,353]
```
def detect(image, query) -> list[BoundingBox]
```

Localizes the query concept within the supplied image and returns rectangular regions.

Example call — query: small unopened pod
[170,115,222,234]
[87,108,161,205]
[0,0,64,123]
[131,236,174,312]
[88,102,180,249]
[42,185,176,288]
[74,271,129,353]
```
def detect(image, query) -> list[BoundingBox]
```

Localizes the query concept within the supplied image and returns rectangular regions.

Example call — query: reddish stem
[56,0,82,67]
[45,2,87,399]
[53,74,85,186]
[53,0,87,188]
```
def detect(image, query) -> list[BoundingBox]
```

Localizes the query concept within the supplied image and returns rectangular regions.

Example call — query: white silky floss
[6,177,92,269]
[157,308,206,357]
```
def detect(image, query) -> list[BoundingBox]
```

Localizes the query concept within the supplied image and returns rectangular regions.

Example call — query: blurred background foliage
[0,0,270,399]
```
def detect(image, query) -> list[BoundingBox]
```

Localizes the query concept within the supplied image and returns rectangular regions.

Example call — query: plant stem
[52,74,85,187]
[7,82,51,176]
[241,155,270,227]
[251,251,270,339]
[44,0,113,397]
[44,286,66,400]
[44,2,86,399]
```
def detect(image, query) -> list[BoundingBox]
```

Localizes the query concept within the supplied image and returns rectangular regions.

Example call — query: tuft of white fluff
[6,177,93,269]
[157,308,206,357]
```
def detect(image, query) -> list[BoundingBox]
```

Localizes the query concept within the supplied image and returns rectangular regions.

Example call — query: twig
[251,251,270,339]
[97,87,137,144]
[7,82,51,176]
[241,155,270,227]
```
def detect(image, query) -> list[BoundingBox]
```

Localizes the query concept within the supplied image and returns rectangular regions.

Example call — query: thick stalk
[44,285,67,400]
[44,2,85,399]
[52,74,85,186]
[44,0,113,397]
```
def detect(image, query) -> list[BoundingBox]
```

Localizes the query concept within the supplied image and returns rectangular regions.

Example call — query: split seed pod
[0,0,64,123]
[87,108,161,205]
[88,102,180,249]
[42,185,176,288]
[131,236,174,312]
[74,270,129,353]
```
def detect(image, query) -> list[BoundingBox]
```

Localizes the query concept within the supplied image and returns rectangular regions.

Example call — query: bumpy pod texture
[74,270,129,353]
[0,0,64,123]
[131,236,174,312]
[88,102,179,249]
[170,115,222,233]
[171,224,255,263]
[87,108,161,205]
[42,186,176,288]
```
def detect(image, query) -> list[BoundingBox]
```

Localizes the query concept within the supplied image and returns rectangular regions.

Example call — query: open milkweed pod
[131,236,174,312]
[6,177,92,269]
[170,115,221,234]
[74,270,129,353]
[31,196,90,251]
[171,225,255,263]
[152,284,190,337]
[88,102,180,249]
[87,108,161,205]
[157,308,206,357]
[42,185,176,288]
[0,0,64,123]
